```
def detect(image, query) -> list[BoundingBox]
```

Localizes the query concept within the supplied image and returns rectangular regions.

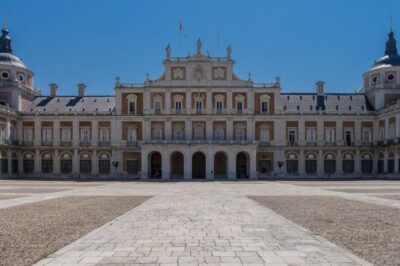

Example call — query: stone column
[336,121,342,145]
[140,150,148,180]
[165,119,171,141]
[34,119,41,146]
[227,152,236,180]
[18,151,23,175]
[17,120,22,144]
[298,119,305,145]
[354,120,361,145]
[184,149,192,180]
[185,119,192,141]
[53,120,60,146]
[249,149,257,179]
[7,149,11,176]
[72,119,79,146]
[162,150,170,180]
[53,150,60,175]
[275,120,286,146]
[206,149,214,180]
[247,90,254,114]
[246,119,255,142]
[226,118,233,141]
[336,150,343,176]
[396,114,400,138]
[317,120,324,145]
[186,90,192,115]
[206,119,213,141]
[299,150,305,177]
[165,89,171,114]
[384,149,388,173]
[5,117,10,143]
[317,150,324,176]
[34,149,40,175]
[227,91,233,114]
[373,120,379,145]
[91,121,98,146]
[144,90,151,115]
[91,150,98,176]
[385,118,389,140]
[355,150,361,175]
[206,89,212,114]
[73,149,79,176]
[143,119,151,141]
[394,152,399,173]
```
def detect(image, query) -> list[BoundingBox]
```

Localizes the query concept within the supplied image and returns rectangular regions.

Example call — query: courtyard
[0,180,400,265]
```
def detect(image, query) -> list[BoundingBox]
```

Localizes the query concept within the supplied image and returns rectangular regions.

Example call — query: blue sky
[2,0,399,95]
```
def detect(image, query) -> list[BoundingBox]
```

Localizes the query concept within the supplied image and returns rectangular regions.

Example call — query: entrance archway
[170,151,184,179]
[192,152,206,179]
[214,152,227,179]
[148,151,162,179]
[236,152,249,179]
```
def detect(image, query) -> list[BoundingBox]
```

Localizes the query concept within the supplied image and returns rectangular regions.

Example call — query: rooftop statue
[196,38,202,55]
[166,44,171,59]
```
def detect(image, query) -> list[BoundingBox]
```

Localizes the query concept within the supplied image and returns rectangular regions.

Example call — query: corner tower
[362,30,400,110]
[0,27,39,111]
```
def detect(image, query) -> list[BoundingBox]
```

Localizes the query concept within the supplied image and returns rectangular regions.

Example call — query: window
[154,101,161,114]
[215,128,225,141]
[127,160,139,175]
[261,102,268,113]
[42,128,52,142]
[377,153,384,174]
[324,154,336,174]
[325,128,335,142]
[61,128,71,142]
[41,153,53,173]
[362,129,371,143]
[23,153,34,174]
[345,130,353,145]
[286,154,298,174]
[0,126,5,141]
[175,101,182,113]
[1,157,7,174]
[389,124,395,139]
[235,127,246,141]
[288,130,296,142]
[99,128,109,142]
[361,154,373,174]
[379,127,385,141]
[80,128,90,142]
[80,154,91,174]
[196,101,202,113]
[129,101,136,114]
[388,153,395,173]
[305,153,317,174]
[174,127,184,140]
[12,158,18,174]
[306,128,317,142]
[343,153,354,174]
[23,128,33,142]
[194,125,204,140]
[99,154,110,174]
[128,127,137,141]
[237,102,243,113]
[260,128,270,142]
[216,101,223,113]
[60,153,72,174]
[152,127,163,140]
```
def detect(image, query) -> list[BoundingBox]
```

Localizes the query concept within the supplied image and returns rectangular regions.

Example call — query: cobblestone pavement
[3,180,400,265]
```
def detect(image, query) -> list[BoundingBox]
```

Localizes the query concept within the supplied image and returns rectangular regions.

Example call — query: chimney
[49,83,58,97]
[316,81,325,95]
[77,83,86,97]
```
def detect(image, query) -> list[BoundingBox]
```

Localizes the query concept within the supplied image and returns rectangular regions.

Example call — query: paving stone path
[29,182,374,266]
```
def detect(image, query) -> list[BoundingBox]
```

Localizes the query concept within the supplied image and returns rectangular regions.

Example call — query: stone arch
[192,151,206,179]
[378,152,385,174]
[0,150,8,174]
[23,152,35,174]
[60,152,73,175]
[148,151,162,179]
[214,151,228,179]
[388,151,395,173]
[342,152,355,174]
[324,152,336,174]
[361,153,373,174]
[80,152,92,174]
[98,152,111,175]
[170,151,184,179]
[305,152,317,174]
[41,152,53,174]
[286,152,299,174]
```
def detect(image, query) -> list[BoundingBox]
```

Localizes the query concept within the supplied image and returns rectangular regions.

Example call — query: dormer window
[127,94,137,114]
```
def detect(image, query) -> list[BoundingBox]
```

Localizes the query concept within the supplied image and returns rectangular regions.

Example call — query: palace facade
[1,28,400,180]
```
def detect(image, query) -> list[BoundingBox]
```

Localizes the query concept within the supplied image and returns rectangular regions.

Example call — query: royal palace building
[1,27,400,180]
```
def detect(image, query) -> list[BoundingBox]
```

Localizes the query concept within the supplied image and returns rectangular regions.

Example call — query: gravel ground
[329,188,400,193]
[374,195,400,201]
[250,196,400,266]
[0,196,150,266]
[0,188,68,193]
[280,181,400,186]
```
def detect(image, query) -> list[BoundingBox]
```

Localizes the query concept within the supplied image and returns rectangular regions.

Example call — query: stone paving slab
[34,184,371,266]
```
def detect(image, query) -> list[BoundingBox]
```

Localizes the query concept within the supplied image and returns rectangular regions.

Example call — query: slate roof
[280,93,374,114]
[24,96,115,114]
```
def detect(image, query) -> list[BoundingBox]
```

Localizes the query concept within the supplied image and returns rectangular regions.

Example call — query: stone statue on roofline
[227,45,232,58]
[166,44,171,59]
[196,38,202,55]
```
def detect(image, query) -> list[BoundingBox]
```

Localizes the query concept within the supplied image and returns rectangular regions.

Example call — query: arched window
[361,153,373,174]
[152,94,163,114]
[342,153,354,174]
[41,153,53,173]
[60,153,73,174]
[388,152,395,173]
[324,153,336,174]
[23,153,34,174]
[80,153,92,174]
[286,153,298,174]
[377,153,384,174]
[99,153,111,175]
[0,151,8,174]
[305,153,317,174]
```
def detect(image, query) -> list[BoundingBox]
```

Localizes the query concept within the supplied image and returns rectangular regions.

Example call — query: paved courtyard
[1,180,400,265]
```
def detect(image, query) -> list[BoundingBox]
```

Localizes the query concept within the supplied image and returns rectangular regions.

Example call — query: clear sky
[2,0,399,95]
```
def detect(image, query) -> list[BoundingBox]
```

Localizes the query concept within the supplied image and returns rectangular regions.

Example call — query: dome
[0,52,26,68]
[371,31,400,70]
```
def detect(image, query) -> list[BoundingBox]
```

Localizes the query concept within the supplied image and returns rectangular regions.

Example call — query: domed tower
[362,30,400,110]
[0,27,39,111]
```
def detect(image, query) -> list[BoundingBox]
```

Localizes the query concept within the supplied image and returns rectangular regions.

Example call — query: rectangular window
[237,102,243,113]
[41,160,53,173]
[215,128,225,141]
[128,128,137,141]
[194,127,204,140]
[306,128,317,142]
[174,128,184,140]
[60,160,72,174]
[80,128,90,142]
[129,101,136,114]
[289,130,296,142]
[259,160,272,174]
[379,127,385,141]
[99,160,110,174]
[362,129,371,142]
[61,128,71,142]
[99,128,109,142]
[175,101,182,113]
[23,128,33,142]
[152,128,163,140]
[325,128,335,142]
[261,102,268,113]
[346,130,352,145]
[155,101,161,113]
[42,128,53,142]
[196,101,202,113]
[260,128,270,142]
[216,101,223,113]
[235,128,245,141]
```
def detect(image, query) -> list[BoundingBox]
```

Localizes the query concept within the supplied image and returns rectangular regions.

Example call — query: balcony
[344,141,354,147]
[258,141,270,147]
[41,141,53,146]
[362,141,373,147]
[377,140,386,147]
[98,141,110,147]
[306,141,317,146]
[287,141,297,146]
[21,141,33,146]
[80,140,91,146]
[127,140,138,146]
[325,141,336,146]
[195,109,202,115]
[387,139,397,146]
[60,140,72,146]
